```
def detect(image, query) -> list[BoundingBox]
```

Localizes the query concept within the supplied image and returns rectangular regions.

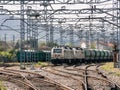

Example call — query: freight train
[17,50,51,62]
[51,46,113,64]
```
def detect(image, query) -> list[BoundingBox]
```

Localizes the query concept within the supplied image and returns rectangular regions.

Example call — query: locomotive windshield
[53,49,62,53]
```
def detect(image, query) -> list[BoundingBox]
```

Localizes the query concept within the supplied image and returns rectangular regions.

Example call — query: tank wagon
[51,46,113,64]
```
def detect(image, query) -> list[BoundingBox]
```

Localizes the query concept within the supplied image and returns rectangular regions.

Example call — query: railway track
[41,66,86,90]
[0,68,71,90]
[84,65,114,90]
[96,64,120,90]
[73,64,120,90]
[48,64,120,90]
[2,63,120,90]
[0,69,37,90]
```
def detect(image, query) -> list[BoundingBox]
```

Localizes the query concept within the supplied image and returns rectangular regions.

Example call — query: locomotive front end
[51,47,64,64]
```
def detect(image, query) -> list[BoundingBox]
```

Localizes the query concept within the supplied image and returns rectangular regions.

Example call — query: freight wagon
[17,50,51,62]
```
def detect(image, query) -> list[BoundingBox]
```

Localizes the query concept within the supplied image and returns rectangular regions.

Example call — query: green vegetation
[39,41,58,48]
[90,42,96,49]
[101,62,120,76]
[35,61,49,67]
[0,48,18,63]
[0,81,7,90]
[0,46,4,52]
[47,42,58,47]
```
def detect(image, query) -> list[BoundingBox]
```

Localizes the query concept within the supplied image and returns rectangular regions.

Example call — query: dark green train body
[84,49,112,63]
[17,50,51,62]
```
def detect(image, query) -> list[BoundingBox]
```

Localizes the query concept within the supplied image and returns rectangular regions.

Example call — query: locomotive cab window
[53,49,62,53]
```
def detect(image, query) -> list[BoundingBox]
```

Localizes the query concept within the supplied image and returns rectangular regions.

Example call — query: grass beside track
[35,61,50,68]
[0,81,7,90]
[101,62,120,76]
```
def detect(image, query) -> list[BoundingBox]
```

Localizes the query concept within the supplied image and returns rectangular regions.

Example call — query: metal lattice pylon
[20,0,25,69]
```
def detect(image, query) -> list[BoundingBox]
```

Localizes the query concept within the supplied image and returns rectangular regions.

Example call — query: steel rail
[4,68,74,90]
[0,74,37,90]
[96,64,120,90]
[42,68,85,90]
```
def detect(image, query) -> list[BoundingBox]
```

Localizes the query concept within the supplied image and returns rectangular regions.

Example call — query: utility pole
[59,22,64,46]
[112,0,120,68]
[113,43,119,68]
[4,34,6,51]
[20,0,25,69]
[13,35,15,47]
[69,25,74,47]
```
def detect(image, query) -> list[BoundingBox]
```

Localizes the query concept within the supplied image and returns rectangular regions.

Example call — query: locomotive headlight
[55,54,61,58]
[55,54,57,57]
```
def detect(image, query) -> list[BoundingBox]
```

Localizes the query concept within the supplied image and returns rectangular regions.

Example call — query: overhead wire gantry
[0,0,119,68]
